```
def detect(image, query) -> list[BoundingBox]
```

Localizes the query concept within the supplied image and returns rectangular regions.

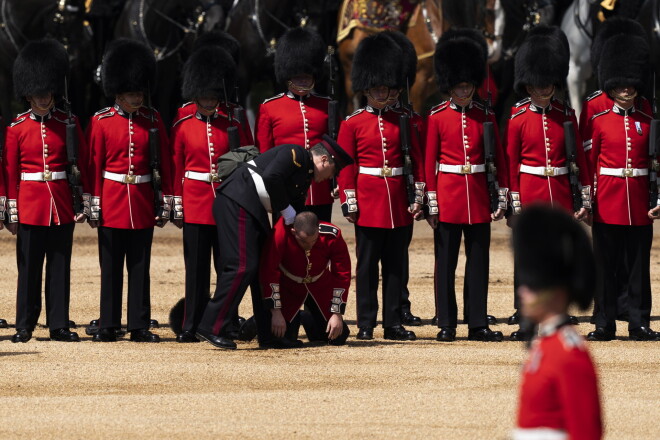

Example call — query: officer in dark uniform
[195,136,352,350]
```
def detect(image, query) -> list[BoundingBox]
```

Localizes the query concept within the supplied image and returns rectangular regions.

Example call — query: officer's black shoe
[568,315,579,325]
[629,327,660,341]
[149,319,160,329]
[468,327,503,342]
[436,327,456,342]
[11,329,31,343]
[384,325,416,341]
[86,319,100,335]
[130,329,160,343]
[67,320,77,329]
[507,311,520,326]
[509,329,532,342]
[50,328,80,342]
[93,328,117,342]
[487,315,497,325]
[236,316,257,342]
[431,316,438,326]
[259,338,304,349]
[0,318,8,328]
[176,330,199,343]
[356,327,373,340]
[586,327,615,341]
[196,329,237,350]
[401,312,422,326]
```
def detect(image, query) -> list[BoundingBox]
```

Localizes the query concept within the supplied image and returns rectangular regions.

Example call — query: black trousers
[198,194,269,342]
[354,224,411,328]
[181,223,220,333]
[302,204,333,223]
[15,223,74,331]
[592,222,652,332]
[98,227,153,331]
[434,222,490,329]
[401,223,414,315]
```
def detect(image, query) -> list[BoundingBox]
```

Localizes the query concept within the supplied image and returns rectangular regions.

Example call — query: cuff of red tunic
[510,192,521,215]
[265,283,282,309]
[341,190,357,216]
[90,196,101,221]
[425,191,438,215]
[7,199,18,223]
[580,185,592,211]
[414,182,425,205]
[330,288,346,315]
[0,196,6,221]
[82,193,91,218]
[173,196,183,220]
[498,187,509,211]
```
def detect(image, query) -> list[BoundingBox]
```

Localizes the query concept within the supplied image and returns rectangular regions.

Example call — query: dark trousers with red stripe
[98,227,153,331]
[198,194,269,341]
[181,223,220,333]
[434,222,490,329]
[15,223,74,331]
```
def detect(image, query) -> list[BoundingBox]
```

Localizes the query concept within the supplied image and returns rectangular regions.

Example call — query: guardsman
[424,30,508,342]
[4,39,86,343]
[513,206,602,440]
[255,27,335,222]
[87,39,173,343]
[337,33,424,342]
[260,212,351,348]
[506,26,591,339]
[0,122,6,330]
[195,135,352,350]
[587,33,660,341]
[170,46,246,343]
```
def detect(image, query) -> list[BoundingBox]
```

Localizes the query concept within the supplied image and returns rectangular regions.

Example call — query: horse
[0,0,91,123]
[337,0,504,115]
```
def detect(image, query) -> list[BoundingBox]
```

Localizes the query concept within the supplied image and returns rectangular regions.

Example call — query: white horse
[560,0,594,117]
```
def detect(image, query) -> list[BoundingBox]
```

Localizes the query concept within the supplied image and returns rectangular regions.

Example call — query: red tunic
[173,101,254,145]
[86,105,173,229]
[4,109,86,226]
[516,320,602,440]
[255,91,334,206]
[506,99,590,213]
[260,219,351,323]
[590,105,652,226]
[336,105,425,229]
[424,100,508,224]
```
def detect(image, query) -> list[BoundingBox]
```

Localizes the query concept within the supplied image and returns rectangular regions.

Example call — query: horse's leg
[339,35,357,114]
[410,56,437,112]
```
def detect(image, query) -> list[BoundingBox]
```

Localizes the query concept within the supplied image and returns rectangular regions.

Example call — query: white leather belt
[600,167,648,178]
[21,171,66,181]
[185,170,221,183]
[279,264,326,284]
[520,164,569,177]
[359,166,404,177]
[436,163,485,175]
[512,428,567,440]
[103,170,152,184]
[247,160,272,212]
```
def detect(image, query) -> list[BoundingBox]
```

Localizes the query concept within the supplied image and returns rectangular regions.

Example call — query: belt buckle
[623,168,633,177]
[543,167,555,176]
[461,165,472,174]
[301,275,313,283]
[380,166,392,177]
[43,170,52,181]
[124,174,137,184]
[210,173,220,183]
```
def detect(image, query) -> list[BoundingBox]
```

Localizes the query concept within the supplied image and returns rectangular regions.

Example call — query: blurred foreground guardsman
[87,39,173,343]
[260,212,351,348]
[424,30,508,342]
[506,26,590,338]
[512,206,602,440]
[337,33,424,342]
[5,39,86,343]
[587,31,660,342]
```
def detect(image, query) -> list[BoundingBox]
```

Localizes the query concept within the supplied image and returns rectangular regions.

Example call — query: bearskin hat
[598,33,650,92]
[382,31,417,87]
[13,38,69,99]
[591,17,646,69]
[351,32,403,92]
[514,26,569,95]
[434,29,486,94]
[181,46,236,101]
[193,30,241,64]
[274,27,325,84]
[101,38,156,97]
[513,206,596,310]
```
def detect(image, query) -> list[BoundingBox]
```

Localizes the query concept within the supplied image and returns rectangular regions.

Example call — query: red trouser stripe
[212,207,247,335]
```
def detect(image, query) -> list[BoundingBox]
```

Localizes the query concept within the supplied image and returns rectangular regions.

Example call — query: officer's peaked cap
[182,46,236,100]
[13,38,69,99]
[598,33,649,92]
[591,17,646,70]
[434,28,486,94]
[381,31,417,87]
[102,38,156,97]
[275,27,326,84]
[317,134,353,173]
[514,25,569,95]
[351,32,404,92]
[193,30,241,65]
[513,206,596,310]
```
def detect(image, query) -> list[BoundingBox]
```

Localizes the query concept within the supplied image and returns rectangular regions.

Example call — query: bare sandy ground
[0,206,658,439]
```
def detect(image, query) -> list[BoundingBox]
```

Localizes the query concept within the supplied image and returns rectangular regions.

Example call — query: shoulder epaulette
[15,109,30,119]
[180,101,194,108]
[559,326,585,350]
[510,107,527,119]
[345,108,364,120]
[514,97,531,107]
[172,114,193,127]
[94,107,112,116]
[430,101,449,115]
[319,223,339,236]
[262,93,285,104]
[8,117,26,127]
[636,109,652,119]
[591,109,610,120]
[311,92,331,100]
[97,111,115,120]
[585,90,603,102]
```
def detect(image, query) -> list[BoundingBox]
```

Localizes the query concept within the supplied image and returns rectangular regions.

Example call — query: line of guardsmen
[1,17,660,346]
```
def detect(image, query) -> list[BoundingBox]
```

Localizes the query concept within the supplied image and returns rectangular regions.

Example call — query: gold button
[130,165,134,169]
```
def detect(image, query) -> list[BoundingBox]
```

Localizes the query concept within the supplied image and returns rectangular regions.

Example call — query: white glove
[280,204,296,225]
